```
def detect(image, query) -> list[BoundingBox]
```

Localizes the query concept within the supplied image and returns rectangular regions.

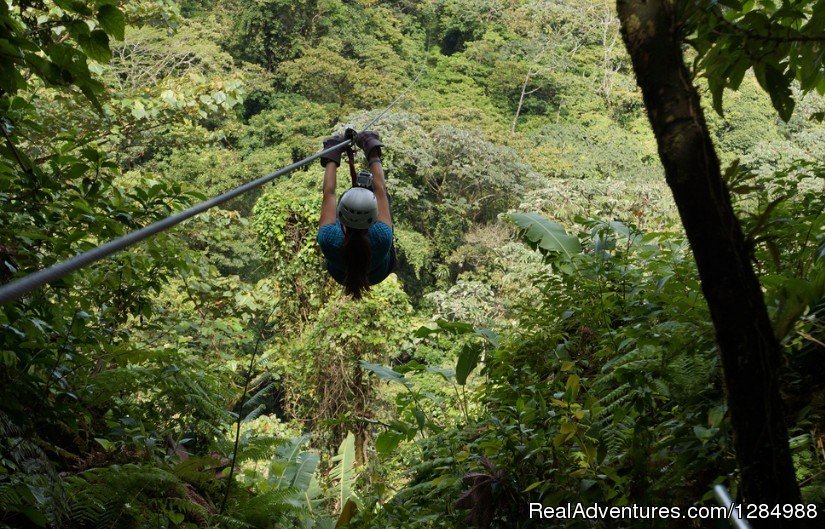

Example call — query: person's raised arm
[319,135,345,228]
[356,131,392,227]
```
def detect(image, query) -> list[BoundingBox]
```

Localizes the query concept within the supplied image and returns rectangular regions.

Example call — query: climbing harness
[344,126,359,187]
[342,124,374,189]
[0,63,426,304]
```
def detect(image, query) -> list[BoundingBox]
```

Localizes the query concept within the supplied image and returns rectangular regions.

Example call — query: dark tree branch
[710,12,825,43]
[1,119,35,178]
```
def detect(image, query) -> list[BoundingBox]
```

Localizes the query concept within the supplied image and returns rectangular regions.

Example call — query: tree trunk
[512,70,532,133]
[615,0,803,517]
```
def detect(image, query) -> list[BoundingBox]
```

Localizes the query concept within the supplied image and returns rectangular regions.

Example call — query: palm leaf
[328,432,359,511]
[272,435,311,490]
[290,451,320,493]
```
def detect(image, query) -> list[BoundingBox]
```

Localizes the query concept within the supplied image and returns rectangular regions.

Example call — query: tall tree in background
[503,1,587,132]
[616,0,823,517]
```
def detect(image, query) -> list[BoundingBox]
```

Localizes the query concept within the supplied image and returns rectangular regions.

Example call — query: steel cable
[0,141,350,304]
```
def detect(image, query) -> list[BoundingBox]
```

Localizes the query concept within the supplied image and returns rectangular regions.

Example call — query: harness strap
[345,146,358,187]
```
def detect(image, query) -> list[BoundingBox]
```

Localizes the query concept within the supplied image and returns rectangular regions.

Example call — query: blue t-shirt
[317,221,394,286]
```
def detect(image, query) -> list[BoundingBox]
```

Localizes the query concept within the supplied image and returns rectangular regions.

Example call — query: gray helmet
[337,187,378,230]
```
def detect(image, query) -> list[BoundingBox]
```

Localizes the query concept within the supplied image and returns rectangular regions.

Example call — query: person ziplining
[0,128,398,304]
[316,131,395,299]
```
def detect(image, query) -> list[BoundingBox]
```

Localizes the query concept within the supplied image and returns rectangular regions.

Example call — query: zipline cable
[360,63,426,132]
[0,62,428,305]
[0,140,351,304]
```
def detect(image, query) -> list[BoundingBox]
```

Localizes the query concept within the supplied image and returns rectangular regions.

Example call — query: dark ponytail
[342,227,371,299]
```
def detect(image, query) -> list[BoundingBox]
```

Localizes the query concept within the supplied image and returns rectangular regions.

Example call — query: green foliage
[101,22,246,165]
[280,48,364,109]
[240,93,332,162]
[229,432,339,528]
[271,279,416,452]
[684,0,825,120]
[1,4,328,527]
[222,0,322,72]
[0,0,127,105]
[360,354,472,461]
[253,172,333,323]
[2,0,823,527]
[522,120,659,180]
[364,221,724,526]
[393,228,434,280]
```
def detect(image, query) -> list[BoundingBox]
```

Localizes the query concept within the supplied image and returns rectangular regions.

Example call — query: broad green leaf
[413,408,426,430]
[360,361,404,383]
[560,422,577,435]
[290,452,320,492]
[20,507,47,528]
[414,323,440,338]
[375,430,403,455]
[425,365,454,381]
[435,319,475,334]
[94,438,114,451]
[455,342,482,385]
[763,63,795,121]
[708,75,725,116]
[693,425,717,445]
[53,0,93,15]
[565,374,580,400]
[523,481,544,492]
[475,328,499,347]
[97,5,125,41]
[274,435,312,489]
[414,319,475,338]
[708,406,726,428]
[78,30,111,63]
[65,20,90,39]
[508,212,582,258]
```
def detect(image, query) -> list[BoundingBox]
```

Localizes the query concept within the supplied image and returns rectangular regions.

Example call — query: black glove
[320,135,346,168]
[355,130,383,160]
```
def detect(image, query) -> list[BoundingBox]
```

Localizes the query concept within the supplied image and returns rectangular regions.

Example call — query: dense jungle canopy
[0,0,823,527]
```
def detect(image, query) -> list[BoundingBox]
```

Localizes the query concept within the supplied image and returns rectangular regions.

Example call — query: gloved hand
[320,135,347,168]
[356,130,383,160]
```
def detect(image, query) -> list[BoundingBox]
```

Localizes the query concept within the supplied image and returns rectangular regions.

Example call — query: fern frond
[235,436,284,463]
[241,381,274,413]
[210,513,256,529]
[242,403,266,424]
[599,346,661,375]
[600,415,636,459]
